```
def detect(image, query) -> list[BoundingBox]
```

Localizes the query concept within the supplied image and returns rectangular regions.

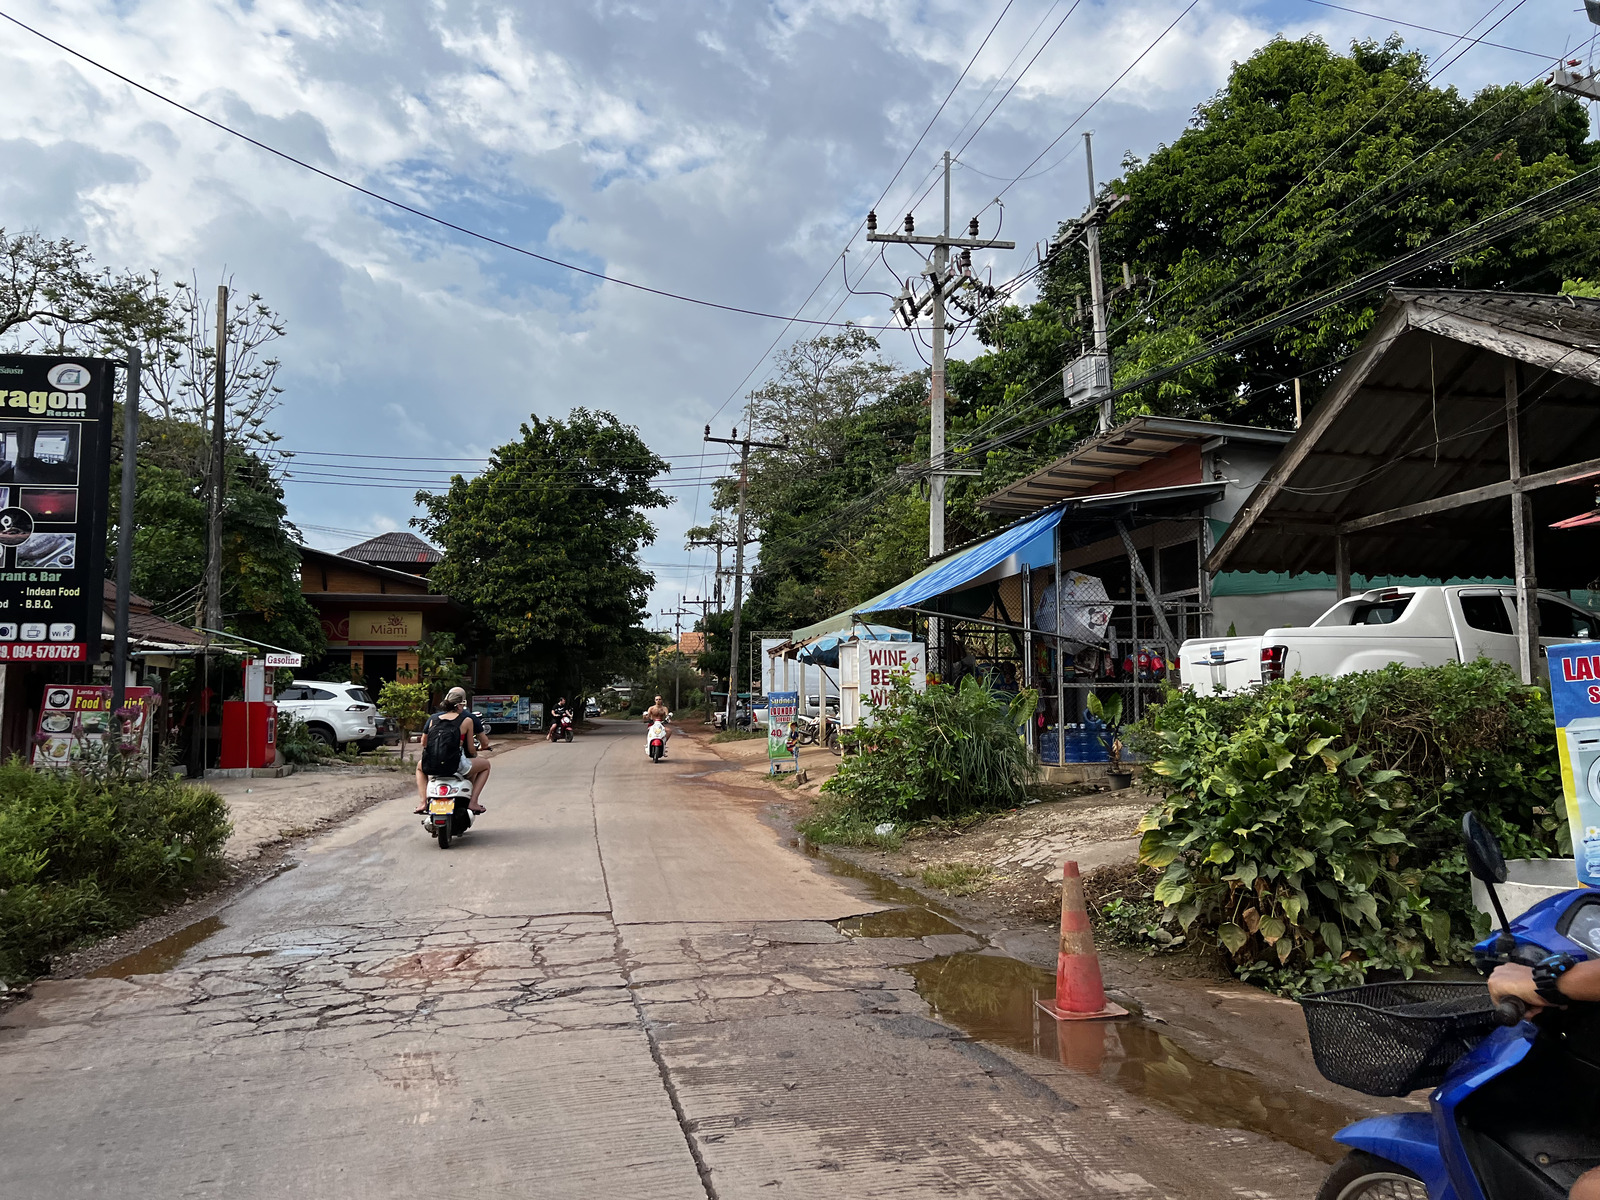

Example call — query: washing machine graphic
[1565,717,1600,882]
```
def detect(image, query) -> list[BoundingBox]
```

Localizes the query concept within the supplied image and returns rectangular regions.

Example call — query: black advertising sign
[0,355,113,664]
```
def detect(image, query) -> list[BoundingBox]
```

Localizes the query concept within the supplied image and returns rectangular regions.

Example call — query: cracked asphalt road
[0,720,1326,1198]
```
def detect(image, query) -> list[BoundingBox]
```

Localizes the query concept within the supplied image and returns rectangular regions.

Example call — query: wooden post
[1054,524,1064,768]
[1021,566,1035,754]
[1334,535,1352,600]
[1507,360,1540,684]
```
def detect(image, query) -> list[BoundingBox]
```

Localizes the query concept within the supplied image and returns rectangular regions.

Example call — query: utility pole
[1083,134,1111,433]
[111,347,140,728]
[659,600,693,711]
[205,285,228,630]
[868,152,1014,558]
[704,424,785,729]
[1055,133,1129,431]
[687,528,752,614]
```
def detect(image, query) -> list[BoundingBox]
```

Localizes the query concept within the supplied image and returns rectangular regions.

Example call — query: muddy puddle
[88,915,226,978]
[908,953,1357,1162]
[808,844,1361,1163]
[837,907,965,938]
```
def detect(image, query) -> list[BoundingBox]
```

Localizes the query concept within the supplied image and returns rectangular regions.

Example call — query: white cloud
[0,0,1574,626]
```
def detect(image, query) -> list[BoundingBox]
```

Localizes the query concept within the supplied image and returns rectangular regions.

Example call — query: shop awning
[788,509,1064,644]
[871,509,1062,611]
[795,623,911,666]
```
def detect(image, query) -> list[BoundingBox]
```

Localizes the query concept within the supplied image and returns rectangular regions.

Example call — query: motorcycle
[421,768,474,850]
[647,719,668,763]
[547,711,574,743]
[1302,811,1600,1199]
[790,713,841,755]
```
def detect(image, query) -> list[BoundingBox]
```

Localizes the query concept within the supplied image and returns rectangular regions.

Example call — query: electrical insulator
[968,217,979,238]
[959,248,972,273]
[904,213,915,234]
[866,210,877,233]
[704,424,710,438]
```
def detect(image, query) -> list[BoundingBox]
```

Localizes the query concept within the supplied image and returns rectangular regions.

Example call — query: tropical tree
[416,409,669,699]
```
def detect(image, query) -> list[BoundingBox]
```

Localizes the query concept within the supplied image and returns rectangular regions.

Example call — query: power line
[704,0,1021,425]
[0,8,901,332]
[1296,0,1553,60]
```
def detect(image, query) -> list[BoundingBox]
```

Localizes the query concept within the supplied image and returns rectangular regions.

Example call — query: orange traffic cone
[1037,860,1127,1022]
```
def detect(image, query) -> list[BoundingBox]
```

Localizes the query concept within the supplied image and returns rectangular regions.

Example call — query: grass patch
[711,728,764,743]
[796,799,902,849]
[919,862,992,896]
[0,757,232,983]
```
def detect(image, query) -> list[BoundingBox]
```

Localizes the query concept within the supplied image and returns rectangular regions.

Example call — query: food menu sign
[32,684,153,770]
[0,355,114,663]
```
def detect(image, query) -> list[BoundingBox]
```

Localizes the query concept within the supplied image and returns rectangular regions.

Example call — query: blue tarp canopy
[795,623,910,666]
[871,508,1062,611]
[787,508,1063,643]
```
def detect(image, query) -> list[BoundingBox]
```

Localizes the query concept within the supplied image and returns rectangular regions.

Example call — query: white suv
[275,679,379,750]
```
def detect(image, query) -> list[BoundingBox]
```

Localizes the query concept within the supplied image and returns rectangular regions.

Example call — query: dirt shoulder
[686,723,1413,1131]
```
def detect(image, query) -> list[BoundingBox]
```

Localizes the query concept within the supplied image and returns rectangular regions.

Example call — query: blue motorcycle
[1301,813,1600,1199]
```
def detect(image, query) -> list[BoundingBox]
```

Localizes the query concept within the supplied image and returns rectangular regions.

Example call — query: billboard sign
[475,694,520,728]
[1550,642,1600,885]
[0,355,114,663]
[262,652,303,668]
[33,684,153,772]
[839,641,926,727]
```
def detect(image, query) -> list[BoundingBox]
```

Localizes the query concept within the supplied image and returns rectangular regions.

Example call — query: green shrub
[820,675,1038,824]
[0,758,232,981]
[276,713,330,765]
[1133,660,1564,993]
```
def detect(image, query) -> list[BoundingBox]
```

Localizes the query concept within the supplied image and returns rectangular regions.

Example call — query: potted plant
[1085,692,1133,789]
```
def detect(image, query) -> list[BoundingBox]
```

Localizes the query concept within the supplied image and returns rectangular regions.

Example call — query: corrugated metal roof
[981,415,1292,515]
[1210,289,1600,587]
[341,531,442,564]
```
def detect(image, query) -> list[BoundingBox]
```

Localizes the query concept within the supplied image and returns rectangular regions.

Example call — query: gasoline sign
[0,355,113,663]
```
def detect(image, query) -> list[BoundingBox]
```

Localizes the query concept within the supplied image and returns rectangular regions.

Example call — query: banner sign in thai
[767,690,798,774]
[33,684,153,771]
[0,355,114,663]
[1548,642,1600,885]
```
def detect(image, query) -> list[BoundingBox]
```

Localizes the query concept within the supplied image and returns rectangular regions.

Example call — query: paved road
[1,721,1325,1198]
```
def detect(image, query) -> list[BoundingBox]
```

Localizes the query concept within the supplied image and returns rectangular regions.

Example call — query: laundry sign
[1548,642,1600,885]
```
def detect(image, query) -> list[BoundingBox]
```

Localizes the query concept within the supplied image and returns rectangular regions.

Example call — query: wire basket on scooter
[1299,981,1500,1097]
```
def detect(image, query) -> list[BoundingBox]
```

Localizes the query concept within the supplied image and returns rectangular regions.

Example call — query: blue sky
[0,0,1582,628]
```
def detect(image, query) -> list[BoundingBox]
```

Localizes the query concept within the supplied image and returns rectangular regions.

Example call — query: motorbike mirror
[1462,811,1508,884]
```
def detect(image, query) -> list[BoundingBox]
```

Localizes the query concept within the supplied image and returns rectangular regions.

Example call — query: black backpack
[420,714,463,775]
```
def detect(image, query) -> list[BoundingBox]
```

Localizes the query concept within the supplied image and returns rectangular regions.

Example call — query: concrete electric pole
[867,151,1014,559]
[703,425,785,729]
[1055,133,1129,431]
[205,285,228,630]
[1082,134,1111,433]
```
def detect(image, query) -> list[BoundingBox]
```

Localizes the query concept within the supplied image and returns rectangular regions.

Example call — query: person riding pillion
[414,687,492,814]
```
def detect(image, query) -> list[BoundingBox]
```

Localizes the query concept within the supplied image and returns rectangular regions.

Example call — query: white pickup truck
[1180,585,1600,696]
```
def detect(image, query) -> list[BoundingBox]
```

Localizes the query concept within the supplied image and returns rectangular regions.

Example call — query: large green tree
[1055,35,1600,425]
[416,409,668,699]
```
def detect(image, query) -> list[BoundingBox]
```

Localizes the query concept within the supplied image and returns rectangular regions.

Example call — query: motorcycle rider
[1490,960,1600,1199]
[413,687,491,814]
[548,695,575,741]
[643,694,672,755]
